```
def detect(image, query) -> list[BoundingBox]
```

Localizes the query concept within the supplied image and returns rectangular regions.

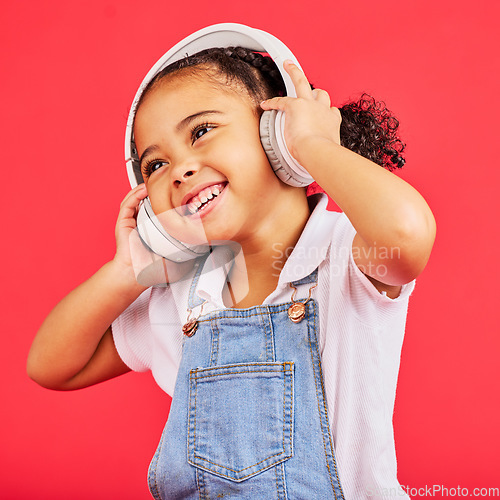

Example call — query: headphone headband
[125,23,302,187]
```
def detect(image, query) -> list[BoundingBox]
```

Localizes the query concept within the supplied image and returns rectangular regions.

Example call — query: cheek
[226,128,274,173]
[146,179,173,215]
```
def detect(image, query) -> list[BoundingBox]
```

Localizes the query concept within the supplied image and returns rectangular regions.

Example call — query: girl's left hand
[260,60,341,161]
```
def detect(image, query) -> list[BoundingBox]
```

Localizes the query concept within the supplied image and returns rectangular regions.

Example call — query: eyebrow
[139,145,160,168]
[176,110,223,132]
[139,110,223,168]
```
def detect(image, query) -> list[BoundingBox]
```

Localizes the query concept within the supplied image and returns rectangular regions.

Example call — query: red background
[2,0,499,498]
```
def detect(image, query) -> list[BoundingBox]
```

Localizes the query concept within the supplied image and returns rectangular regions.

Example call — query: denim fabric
[148,266,345,499]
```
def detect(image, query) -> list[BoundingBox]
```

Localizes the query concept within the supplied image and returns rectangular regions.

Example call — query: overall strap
[187,254,210,309]
[290,267,319,287]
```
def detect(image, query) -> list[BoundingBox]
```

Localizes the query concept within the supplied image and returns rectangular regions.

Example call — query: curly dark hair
[137,47,406,172]
[339,94,405,170]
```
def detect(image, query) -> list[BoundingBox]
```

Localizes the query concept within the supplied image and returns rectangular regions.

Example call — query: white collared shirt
[113,194,414,499]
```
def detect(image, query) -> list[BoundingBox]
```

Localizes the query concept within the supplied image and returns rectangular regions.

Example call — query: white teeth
[186,183,225,215]
[200,188,214,202]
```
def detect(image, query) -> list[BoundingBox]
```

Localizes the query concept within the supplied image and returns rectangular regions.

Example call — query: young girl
[28,24,435,499]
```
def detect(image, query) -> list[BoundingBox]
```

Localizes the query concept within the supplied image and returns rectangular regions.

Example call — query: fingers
[283,60,313,99]
[312,88,331,107]
[260,91,333,113]
[260,60,332,112]
[260,60,313,110]
[120,183,147,208]
[260,96,288,112]
[118,183,148,221]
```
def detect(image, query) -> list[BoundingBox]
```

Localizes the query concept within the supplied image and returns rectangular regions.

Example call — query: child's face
[133,70,294,245]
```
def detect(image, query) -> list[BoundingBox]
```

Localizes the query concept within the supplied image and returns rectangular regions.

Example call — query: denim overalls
[148,259,345,499]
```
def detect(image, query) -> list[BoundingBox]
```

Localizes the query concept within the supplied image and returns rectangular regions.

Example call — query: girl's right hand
[114,183,148,268]
[113,184,194,288]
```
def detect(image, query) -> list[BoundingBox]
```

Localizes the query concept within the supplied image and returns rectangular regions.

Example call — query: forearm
[261,60,435,285]
[27,260,147,388]
[296,137,436,283]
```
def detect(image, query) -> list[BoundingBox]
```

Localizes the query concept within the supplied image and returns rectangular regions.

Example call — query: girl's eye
[192,124,214,143]
[150,160,167,172]
[143,159,168,178]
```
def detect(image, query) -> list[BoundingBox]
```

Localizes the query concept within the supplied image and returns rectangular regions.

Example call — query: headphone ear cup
[259,110,314,187]
[136,197,209,262]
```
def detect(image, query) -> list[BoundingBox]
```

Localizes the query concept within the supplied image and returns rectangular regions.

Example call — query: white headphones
[125,23,313,262]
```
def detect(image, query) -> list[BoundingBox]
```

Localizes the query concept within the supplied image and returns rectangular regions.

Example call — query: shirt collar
[194,246,235,309]
[278,193,332,285]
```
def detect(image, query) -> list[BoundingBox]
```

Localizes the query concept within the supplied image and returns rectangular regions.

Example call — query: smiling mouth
[185,182,227,215]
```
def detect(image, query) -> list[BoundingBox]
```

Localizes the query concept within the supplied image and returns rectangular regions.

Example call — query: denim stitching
[192,369,285,380]
[283,461,289,500]
[192,456,291,483]
[280,364,290,498]
[282,363,293,459]
[311,302,344,499]
[307,301,344,499]
[190,362,287,375]
[288,362,293,460]
[195,450,287,474]
[194,370,198,475]
[189,363,293,479]
[275,463,282,500]
[282,362,287,457]
[209,319,220,367]
[263,308,276,362]
[194,467,200,499]
[275,463,279,498]
[307,301,337,499]
[200,469,208,500]
[287,363,294,497]
[277,461,288,500]
[193,362,285,370]
[187,370,199,488]
[195,467,207,500]
[275,463,279,497]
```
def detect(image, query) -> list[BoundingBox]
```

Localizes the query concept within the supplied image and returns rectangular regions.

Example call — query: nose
[170,159,199,187]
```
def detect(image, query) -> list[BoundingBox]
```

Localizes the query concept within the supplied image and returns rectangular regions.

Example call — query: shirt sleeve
[111,288,154,373]
[332,213,415,324]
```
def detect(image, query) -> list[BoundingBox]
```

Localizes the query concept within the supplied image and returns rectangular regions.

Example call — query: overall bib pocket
[187,362,294,482]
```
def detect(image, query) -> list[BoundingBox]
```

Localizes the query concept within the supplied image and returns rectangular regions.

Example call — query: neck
[223,190,310,308]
